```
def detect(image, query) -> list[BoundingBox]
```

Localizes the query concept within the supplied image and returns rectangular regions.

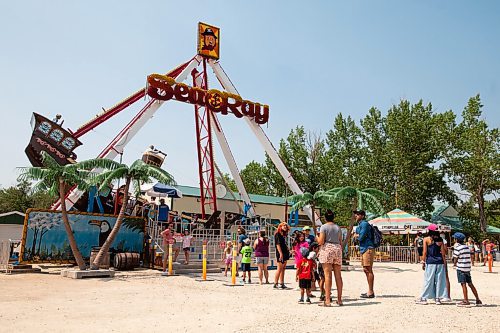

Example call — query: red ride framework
[192,59,217,218]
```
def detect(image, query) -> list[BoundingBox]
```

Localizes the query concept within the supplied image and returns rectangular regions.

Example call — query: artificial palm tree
[18,151,88,270]
[327,187,388,248]
[288,190,336,229]
[76,158,175,270]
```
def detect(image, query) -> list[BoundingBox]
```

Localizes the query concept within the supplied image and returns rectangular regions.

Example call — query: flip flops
[456,301,471,307]
[318,301,342,307]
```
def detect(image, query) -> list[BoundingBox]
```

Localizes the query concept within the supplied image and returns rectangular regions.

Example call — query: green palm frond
[93,167,130,191]
[288,192,313,211]
[40,151,62,170]
[139,167,176,186]
[361,188,389,200]
[327,186,357,201]
[132,179,142,198]
[17,167,50,182]
[72,158,126,171]
[313,190,336,208]
[358,191,385,216]
[326,186,388,216]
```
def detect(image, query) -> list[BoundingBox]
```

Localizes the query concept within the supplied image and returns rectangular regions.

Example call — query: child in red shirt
[296,247,315,303]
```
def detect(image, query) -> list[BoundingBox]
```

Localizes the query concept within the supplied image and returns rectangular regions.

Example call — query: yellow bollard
[231,245,237,285]
[202,240,207,280]
[168,241,173,276]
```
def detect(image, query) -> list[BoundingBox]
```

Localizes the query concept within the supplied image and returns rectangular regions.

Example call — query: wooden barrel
[90,248,110,269]
[113,252,140,270]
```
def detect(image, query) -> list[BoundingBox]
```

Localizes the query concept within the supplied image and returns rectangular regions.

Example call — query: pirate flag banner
[198,22,220,59]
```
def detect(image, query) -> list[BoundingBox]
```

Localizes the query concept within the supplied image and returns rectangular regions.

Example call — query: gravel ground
[1,262,498,333]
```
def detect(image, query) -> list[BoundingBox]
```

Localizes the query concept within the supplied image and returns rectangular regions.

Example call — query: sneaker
[319,295,325,302]
[298,298,304,303]
[308,294,316,298]
[273,283,279,289]
[435,299,442,305]
[415,298,428,305]
[306,298,311,304]
[280,284,287,289]
[441,298,451,303]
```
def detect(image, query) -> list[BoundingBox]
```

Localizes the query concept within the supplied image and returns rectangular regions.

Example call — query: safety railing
[349,245,456,263]
[146,216,283,266]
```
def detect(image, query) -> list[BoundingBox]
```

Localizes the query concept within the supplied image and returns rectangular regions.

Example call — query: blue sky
[0,0,499,189]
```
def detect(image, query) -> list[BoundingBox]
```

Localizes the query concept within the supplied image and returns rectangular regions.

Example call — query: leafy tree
[251,127,328,197]
[18,152,88,270]
[324,114,364,188]
[216,172,237,192]
[0,180,55,213]
[76,159,175,270]
[444,95,499,232]
[240,161,269,195]
[384,100,456,218]
[358,108,393,194]
[458,200,485,241]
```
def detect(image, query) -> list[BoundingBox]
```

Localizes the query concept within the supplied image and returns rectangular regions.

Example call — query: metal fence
[349,245,455,263]
[146,217,281,264]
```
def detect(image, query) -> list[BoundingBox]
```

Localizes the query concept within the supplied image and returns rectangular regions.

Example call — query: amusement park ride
[25,23,320,225]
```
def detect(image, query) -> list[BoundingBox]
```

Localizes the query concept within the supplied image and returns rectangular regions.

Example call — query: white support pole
[210,115,256,217]
[55,56,203,210]
[208,60,321,226]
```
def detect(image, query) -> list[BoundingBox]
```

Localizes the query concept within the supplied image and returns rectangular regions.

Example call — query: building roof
[0,211,25,225]
[175,185,286,205]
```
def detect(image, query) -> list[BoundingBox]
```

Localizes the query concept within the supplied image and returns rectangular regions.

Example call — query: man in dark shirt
[354,210,375,298]
[157,199,170,222]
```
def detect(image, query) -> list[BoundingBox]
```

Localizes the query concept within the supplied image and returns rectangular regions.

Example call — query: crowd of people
[226,210,375,307]
[228,210,496,307]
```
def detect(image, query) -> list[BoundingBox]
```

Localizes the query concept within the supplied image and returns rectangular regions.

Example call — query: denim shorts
[457,270,472,284]
[255,257,269,265]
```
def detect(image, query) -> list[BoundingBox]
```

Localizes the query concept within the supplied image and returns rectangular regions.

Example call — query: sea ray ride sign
[146,74,269,124]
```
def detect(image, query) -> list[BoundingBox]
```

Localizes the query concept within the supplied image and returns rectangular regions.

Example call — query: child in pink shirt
[293,232,310,267]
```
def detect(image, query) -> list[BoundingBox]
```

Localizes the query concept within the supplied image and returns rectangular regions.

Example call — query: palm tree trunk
[310,203,316,230]
[59,179,86,270]
[91,177,131,270]
[343,198,358,260]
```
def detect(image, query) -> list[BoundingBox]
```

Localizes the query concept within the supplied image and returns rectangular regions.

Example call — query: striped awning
[369,209,430,234]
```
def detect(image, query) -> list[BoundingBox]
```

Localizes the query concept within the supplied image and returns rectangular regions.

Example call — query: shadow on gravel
[342,301,381,307]
[376,294,414,298]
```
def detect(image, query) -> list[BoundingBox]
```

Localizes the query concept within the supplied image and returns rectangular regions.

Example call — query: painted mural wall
[21,209,145,263]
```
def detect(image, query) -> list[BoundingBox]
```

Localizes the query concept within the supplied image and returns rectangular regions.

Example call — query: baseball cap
[452,232,466,241]
[427,224,438,231]
[302,226,311,231]
[353,210,366,216]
